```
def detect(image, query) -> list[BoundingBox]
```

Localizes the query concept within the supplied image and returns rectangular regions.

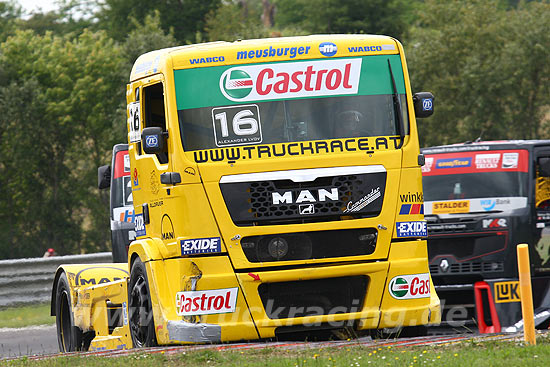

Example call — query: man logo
[319,42,337,57]
[161,214,175,241]
[299,204,315,215]
[221,69,253,99]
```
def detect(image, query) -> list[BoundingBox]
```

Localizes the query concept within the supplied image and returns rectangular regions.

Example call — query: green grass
[0,303,54,329]
[5,334,550,366]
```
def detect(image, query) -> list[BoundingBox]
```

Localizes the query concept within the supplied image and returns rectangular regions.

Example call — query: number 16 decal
[212,104,262,147]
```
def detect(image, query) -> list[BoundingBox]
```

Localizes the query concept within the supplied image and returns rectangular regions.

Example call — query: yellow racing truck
[51,35,440,352]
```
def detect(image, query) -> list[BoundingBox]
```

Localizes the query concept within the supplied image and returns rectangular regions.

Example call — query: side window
[143,83,168,164]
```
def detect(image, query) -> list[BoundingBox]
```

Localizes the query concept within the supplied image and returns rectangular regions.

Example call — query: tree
[97,0,221,44]
[0,29,127,257]
[406,0,550,147]
[0,0,21,41]
[275,0,413,40]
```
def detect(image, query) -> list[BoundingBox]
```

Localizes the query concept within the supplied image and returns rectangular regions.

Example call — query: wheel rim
[130,275,151,347]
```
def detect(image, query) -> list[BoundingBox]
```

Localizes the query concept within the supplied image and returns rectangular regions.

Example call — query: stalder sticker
[219,58,361,102]
[432,200,470,214]
[175,287,238,316]
[389,273,431,299]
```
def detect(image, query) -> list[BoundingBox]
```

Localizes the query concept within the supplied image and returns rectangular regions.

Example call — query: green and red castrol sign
[220,59,361,102]
[174,55,406,110]
[389,273,431,300]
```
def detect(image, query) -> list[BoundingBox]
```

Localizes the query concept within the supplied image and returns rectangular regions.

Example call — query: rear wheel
[55,273,83,352]
[128,258,157,347]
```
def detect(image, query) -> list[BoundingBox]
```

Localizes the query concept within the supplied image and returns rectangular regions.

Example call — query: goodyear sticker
[432,200,470,214]
[494,281,520,303]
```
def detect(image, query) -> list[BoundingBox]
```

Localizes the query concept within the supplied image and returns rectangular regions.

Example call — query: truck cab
[422,140,550,332]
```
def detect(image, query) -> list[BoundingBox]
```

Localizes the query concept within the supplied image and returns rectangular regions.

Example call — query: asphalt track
[1,326,532,362]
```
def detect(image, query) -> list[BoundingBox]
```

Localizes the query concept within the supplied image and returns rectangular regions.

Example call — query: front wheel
[55,273,83,352]
[128,258,157,348]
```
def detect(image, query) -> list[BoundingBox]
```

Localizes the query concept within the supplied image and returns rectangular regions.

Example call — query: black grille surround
[241,228,377,262]
[258,276,368,319]
[220,172,386,226]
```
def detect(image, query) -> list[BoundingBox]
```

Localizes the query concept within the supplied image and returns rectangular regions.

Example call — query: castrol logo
[176,287,238,316]
[389,273,431,300]
[220,59,361,102]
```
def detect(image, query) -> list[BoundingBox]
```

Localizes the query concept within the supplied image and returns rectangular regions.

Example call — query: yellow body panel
[53,34,439,352]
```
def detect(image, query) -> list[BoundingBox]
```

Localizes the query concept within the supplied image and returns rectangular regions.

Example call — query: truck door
[533,146,550,273]
[128,75,173,243]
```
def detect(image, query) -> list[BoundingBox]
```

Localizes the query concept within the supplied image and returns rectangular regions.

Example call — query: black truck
[98,144,134,263]
[421,140,550,333]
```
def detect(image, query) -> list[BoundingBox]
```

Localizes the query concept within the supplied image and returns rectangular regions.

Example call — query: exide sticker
[389,273,431,299]
[219,59,361,102]
[181,237,222,255]
[175,287,238,316]
[396,221,427,237]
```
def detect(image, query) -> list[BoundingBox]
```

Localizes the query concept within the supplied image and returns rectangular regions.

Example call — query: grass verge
[0,303,54,329]
[5,334,550,367]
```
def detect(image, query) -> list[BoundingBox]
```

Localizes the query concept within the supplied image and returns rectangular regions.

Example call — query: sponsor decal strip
[174,55,406,110]
[422,150,528,175]
[191,137,401,163]
[425,197,527,215]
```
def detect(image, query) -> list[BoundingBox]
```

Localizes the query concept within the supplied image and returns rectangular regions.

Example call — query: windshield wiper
[387,59,404,149]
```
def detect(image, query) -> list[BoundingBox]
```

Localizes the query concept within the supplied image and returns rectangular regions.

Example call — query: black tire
[128,258,157,348]
[55,273,83,352]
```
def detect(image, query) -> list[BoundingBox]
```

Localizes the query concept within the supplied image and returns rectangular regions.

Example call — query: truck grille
[430,261,504,275]
[258,276,368,319]
[220,172,386,226]
[240,228,377,262]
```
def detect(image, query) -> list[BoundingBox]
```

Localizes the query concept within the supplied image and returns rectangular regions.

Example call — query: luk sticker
[432,200,469,214]
[396,221,427,238]
[212,104,262,147]
[389,273,430,299]
[219,58,361,102]
[181,237,222,255]
[494,281,520,303]
[175,287,238,316]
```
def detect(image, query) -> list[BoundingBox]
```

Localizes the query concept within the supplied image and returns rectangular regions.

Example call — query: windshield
[174,55,408,152]
[423,171,527,201]
[422,149,529,202]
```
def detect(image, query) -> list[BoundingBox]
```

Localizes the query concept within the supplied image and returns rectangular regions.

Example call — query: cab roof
[130,34,400,81]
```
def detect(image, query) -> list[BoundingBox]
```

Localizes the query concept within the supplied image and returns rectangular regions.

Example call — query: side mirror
[141,127,168,154]
[413,92,434,118]
[98,165,111,189]
[539,157,550,177]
